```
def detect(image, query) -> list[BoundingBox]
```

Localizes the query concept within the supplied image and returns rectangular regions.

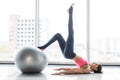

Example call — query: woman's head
[90,63,102,73]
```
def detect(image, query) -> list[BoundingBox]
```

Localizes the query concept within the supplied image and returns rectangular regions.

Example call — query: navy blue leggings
[38,6,76,59]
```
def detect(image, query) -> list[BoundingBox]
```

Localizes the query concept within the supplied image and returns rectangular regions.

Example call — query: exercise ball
[14,46,48,73]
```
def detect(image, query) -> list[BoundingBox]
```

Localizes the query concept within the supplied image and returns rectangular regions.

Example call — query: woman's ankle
[37,46,45,51]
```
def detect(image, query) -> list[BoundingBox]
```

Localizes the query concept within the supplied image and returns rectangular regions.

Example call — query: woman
[38,4,102,75]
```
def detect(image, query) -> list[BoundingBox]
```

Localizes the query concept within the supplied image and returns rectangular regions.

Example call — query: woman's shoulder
[80,64,91,73]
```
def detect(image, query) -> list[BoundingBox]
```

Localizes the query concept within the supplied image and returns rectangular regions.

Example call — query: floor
[1,64,120,80]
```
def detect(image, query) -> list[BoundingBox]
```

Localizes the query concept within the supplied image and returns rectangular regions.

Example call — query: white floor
[1,64,120,80]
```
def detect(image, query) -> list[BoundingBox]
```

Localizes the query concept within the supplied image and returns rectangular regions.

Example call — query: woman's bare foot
[67,3,75,12]
[71,3,74,7]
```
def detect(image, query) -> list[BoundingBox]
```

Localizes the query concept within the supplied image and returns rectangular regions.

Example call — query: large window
[1,0,120,65]
[0,0,35,62]
[39,0,87,63]
[90,0,120,64]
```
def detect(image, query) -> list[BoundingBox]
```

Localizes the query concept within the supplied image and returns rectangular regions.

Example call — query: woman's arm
[52,65,91,75]
[54,67,76,71]
[52,70,79,75]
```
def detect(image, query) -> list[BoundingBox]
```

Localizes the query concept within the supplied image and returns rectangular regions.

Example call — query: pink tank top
[76,57,88,67]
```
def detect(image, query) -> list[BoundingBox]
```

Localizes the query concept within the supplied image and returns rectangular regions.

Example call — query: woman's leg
[63,5,76,59]
[38,4,76,59]
[38,33,66,53]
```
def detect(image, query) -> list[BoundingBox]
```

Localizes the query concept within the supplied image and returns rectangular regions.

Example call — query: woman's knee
[55,33,62,38]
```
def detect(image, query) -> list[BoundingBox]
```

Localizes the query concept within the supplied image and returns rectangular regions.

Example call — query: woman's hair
[93,64,102,73]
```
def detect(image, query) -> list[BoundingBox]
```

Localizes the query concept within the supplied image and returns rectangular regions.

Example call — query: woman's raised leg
[63,4,76,59]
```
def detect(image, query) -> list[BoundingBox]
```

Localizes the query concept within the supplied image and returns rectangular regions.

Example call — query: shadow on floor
[15,73,47,80]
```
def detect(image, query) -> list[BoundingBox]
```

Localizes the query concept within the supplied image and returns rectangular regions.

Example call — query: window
[1,0,119,65]
[90,0,120,65]
[0,0,35,62]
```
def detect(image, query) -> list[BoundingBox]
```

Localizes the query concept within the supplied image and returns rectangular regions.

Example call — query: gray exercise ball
[14,46,48,73]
